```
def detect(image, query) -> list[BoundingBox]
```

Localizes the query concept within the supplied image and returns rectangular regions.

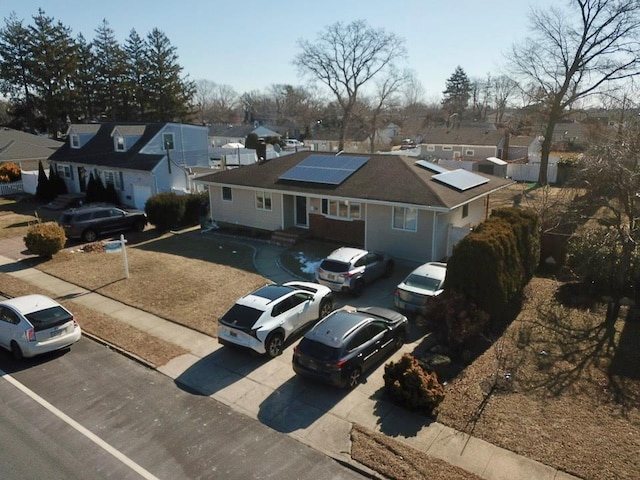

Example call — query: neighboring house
[0,128,62,171]
[551,121,587,147]
[208,124,282,147]
[48,122,209,209]
[196,152,514,263]
[418,127,507,161]
[505,135,541,162]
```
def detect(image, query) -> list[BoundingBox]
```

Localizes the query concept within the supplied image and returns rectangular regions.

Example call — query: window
[392,206,417,232]
[222,187,232,201]
[0,306,20,325]
[256,190,272,211]
[427,145,435,152]
[465,149,474,156]
[163,133,174,150]
[442,146,453,151]
[462,204,469,218]
[321,199,361,219]
[57,164,73,179]
[70,134,80,149]
[104,170,123,190]
[115,135,125,152]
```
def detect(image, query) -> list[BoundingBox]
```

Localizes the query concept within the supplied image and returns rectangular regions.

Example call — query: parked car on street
[394,262,447,313]
[0,294,82,359]
[315,247,394,296]
[292,306,408,388]
[58,204,147,242]
[283,139,304,150]
[218,281,333,358]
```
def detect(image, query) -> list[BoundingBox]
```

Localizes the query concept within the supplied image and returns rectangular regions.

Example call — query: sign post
[105,234,129,279]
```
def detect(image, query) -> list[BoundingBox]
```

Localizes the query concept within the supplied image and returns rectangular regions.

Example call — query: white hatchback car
[0,294,82,359]
[217,281,333,357]
[394,262,447,313]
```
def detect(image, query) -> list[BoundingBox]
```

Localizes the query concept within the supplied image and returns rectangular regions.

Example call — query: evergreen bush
[183,192,209,226]
[23,222,66,257]
[145,192,186,231]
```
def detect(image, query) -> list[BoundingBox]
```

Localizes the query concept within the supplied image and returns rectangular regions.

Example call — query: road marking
[0,368,161,480]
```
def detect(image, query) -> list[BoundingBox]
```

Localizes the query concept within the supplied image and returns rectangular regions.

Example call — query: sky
[3,0,553,101]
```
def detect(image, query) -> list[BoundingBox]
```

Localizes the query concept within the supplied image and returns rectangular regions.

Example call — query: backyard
[0,186,638,479]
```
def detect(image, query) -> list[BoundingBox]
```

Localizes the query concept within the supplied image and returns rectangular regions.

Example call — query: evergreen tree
[92,20,126,120]
[143,28,194,121]
[35,160,50,201]
[105,182,120,205]
[442,66,471,121]
[28,9,79,134]
[74,33,97,122]
[123,29,148,121]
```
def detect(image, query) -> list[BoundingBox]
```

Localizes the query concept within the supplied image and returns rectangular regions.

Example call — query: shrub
[145,192,186,231]
[183,192,209,226]
[23,222,66,257]
[35,161,53,202]
[0,162,21,182]
[383,353,445,413]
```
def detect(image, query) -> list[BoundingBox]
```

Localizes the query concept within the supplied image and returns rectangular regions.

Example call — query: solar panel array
[414,160,448,174]
[432,169,490,191]
[279,154,369,185]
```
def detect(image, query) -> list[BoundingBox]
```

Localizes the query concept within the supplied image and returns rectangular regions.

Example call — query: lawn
[2,187,639,480]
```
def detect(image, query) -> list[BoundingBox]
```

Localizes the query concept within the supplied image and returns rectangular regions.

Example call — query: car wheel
[10,341,23,360]
[395,330,407,349]
[82,229,97,243]
[319,298,333,319]
[134,219,146,232]
[352,279,364,297]
[346,367,361,389]
[383,260,395,278]
[265,332,284,358]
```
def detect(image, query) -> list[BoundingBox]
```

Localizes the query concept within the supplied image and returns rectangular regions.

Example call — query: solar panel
[432,169,490,191]
[279,154,369,185]
[414,160,448,174]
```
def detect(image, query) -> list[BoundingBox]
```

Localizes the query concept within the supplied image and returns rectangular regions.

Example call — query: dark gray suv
[58,204,147,242]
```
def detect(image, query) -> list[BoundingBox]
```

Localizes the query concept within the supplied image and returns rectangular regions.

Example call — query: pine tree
[92,20,126,120]
[123,29,148,121]
[74,33,97,122]
[35,160,50,201]
[442,66,471,121]
[143,28,194,122]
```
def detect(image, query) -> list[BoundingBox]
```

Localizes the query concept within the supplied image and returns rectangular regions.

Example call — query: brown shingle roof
[197,152,513,210]
[421,127,505,146]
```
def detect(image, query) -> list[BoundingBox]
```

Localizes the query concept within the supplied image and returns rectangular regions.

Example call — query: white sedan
[0,294,82,359]
[217,281,333,357]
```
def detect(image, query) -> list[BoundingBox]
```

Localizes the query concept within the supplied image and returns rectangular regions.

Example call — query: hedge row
[145,192,209,231]
[445,207,540,327]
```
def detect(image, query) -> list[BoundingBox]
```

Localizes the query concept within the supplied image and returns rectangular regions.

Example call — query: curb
[81,331,157,371]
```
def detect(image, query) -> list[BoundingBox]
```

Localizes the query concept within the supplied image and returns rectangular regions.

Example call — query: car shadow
[0,347,71,374]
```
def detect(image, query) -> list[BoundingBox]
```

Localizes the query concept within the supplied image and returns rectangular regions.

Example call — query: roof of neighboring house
[421,127,505,146]
[208,124,283,138]
[49,122,166,171]
[508,135,537,148]
[197,152,513,210]
[69,124,101,134]
[0,128,62,165]
[552,122,587,141]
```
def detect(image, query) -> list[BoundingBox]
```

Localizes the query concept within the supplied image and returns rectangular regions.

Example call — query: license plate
[328,274,336,281]
[306,359,317,370]
[229,330,237,338]
[50,329,62,338]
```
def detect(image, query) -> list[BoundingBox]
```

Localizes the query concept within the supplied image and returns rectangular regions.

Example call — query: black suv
[58,204,147,242]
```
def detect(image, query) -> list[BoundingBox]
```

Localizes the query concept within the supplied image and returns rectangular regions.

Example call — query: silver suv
[315,247,394,297]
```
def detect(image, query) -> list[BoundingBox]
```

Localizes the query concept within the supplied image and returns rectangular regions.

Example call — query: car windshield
[403,274,442,291]
[297,338,341,361]
[25,306,73,331]
[320,260,350,273]
[219,304,263,330]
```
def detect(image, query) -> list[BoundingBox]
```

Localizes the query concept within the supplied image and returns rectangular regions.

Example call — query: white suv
[315,247,395,297]
[217,281,333,357]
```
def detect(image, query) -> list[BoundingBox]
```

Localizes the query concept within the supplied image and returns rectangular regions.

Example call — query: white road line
[0,368,161,480]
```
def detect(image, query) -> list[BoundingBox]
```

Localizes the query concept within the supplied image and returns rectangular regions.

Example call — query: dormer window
[70,134,80,149]
[163,133,174,150]
[115,135,125,152]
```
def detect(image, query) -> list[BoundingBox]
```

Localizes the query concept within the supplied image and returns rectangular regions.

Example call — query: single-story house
[208,124,283,147]
[505,135,541,162]
[48,122,210,209]
[418,127,507,161]
[0,128,62,171]
[196,152,514,263]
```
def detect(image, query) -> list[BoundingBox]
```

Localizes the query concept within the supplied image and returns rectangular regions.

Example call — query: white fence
[506,163,558,183]
[0,180,24,196]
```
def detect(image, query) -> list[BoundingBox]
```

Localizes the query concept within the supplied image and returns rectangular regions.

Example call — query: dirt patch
[0,273,187,366]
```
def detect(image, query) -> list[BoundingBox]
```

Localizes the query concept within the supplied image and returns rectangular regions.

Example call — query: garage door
[133,185,152,210]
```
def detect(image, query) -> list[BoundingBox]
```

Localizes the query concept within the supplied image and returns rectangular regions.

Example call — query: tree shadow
[372,386,434,438]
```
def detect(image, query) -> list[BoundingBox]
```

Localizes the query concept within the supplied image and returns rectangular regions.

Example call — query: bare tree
[510,0,640,185]
[194,79,215,123]
[293,19,406,151]
[492,75,518,124]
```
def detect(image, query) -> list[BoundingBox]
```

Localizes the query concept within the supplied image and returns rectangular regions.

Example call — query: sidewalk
[0,237,580,480]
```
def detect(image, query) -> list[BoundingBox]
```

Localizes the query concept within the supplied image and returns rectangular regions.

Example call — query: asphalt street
[0,338,365,480]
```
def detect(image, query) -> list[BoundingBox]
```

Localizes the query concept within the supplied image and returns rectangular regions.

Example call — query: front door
[78,167,87,192]
[295,196,307,227]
